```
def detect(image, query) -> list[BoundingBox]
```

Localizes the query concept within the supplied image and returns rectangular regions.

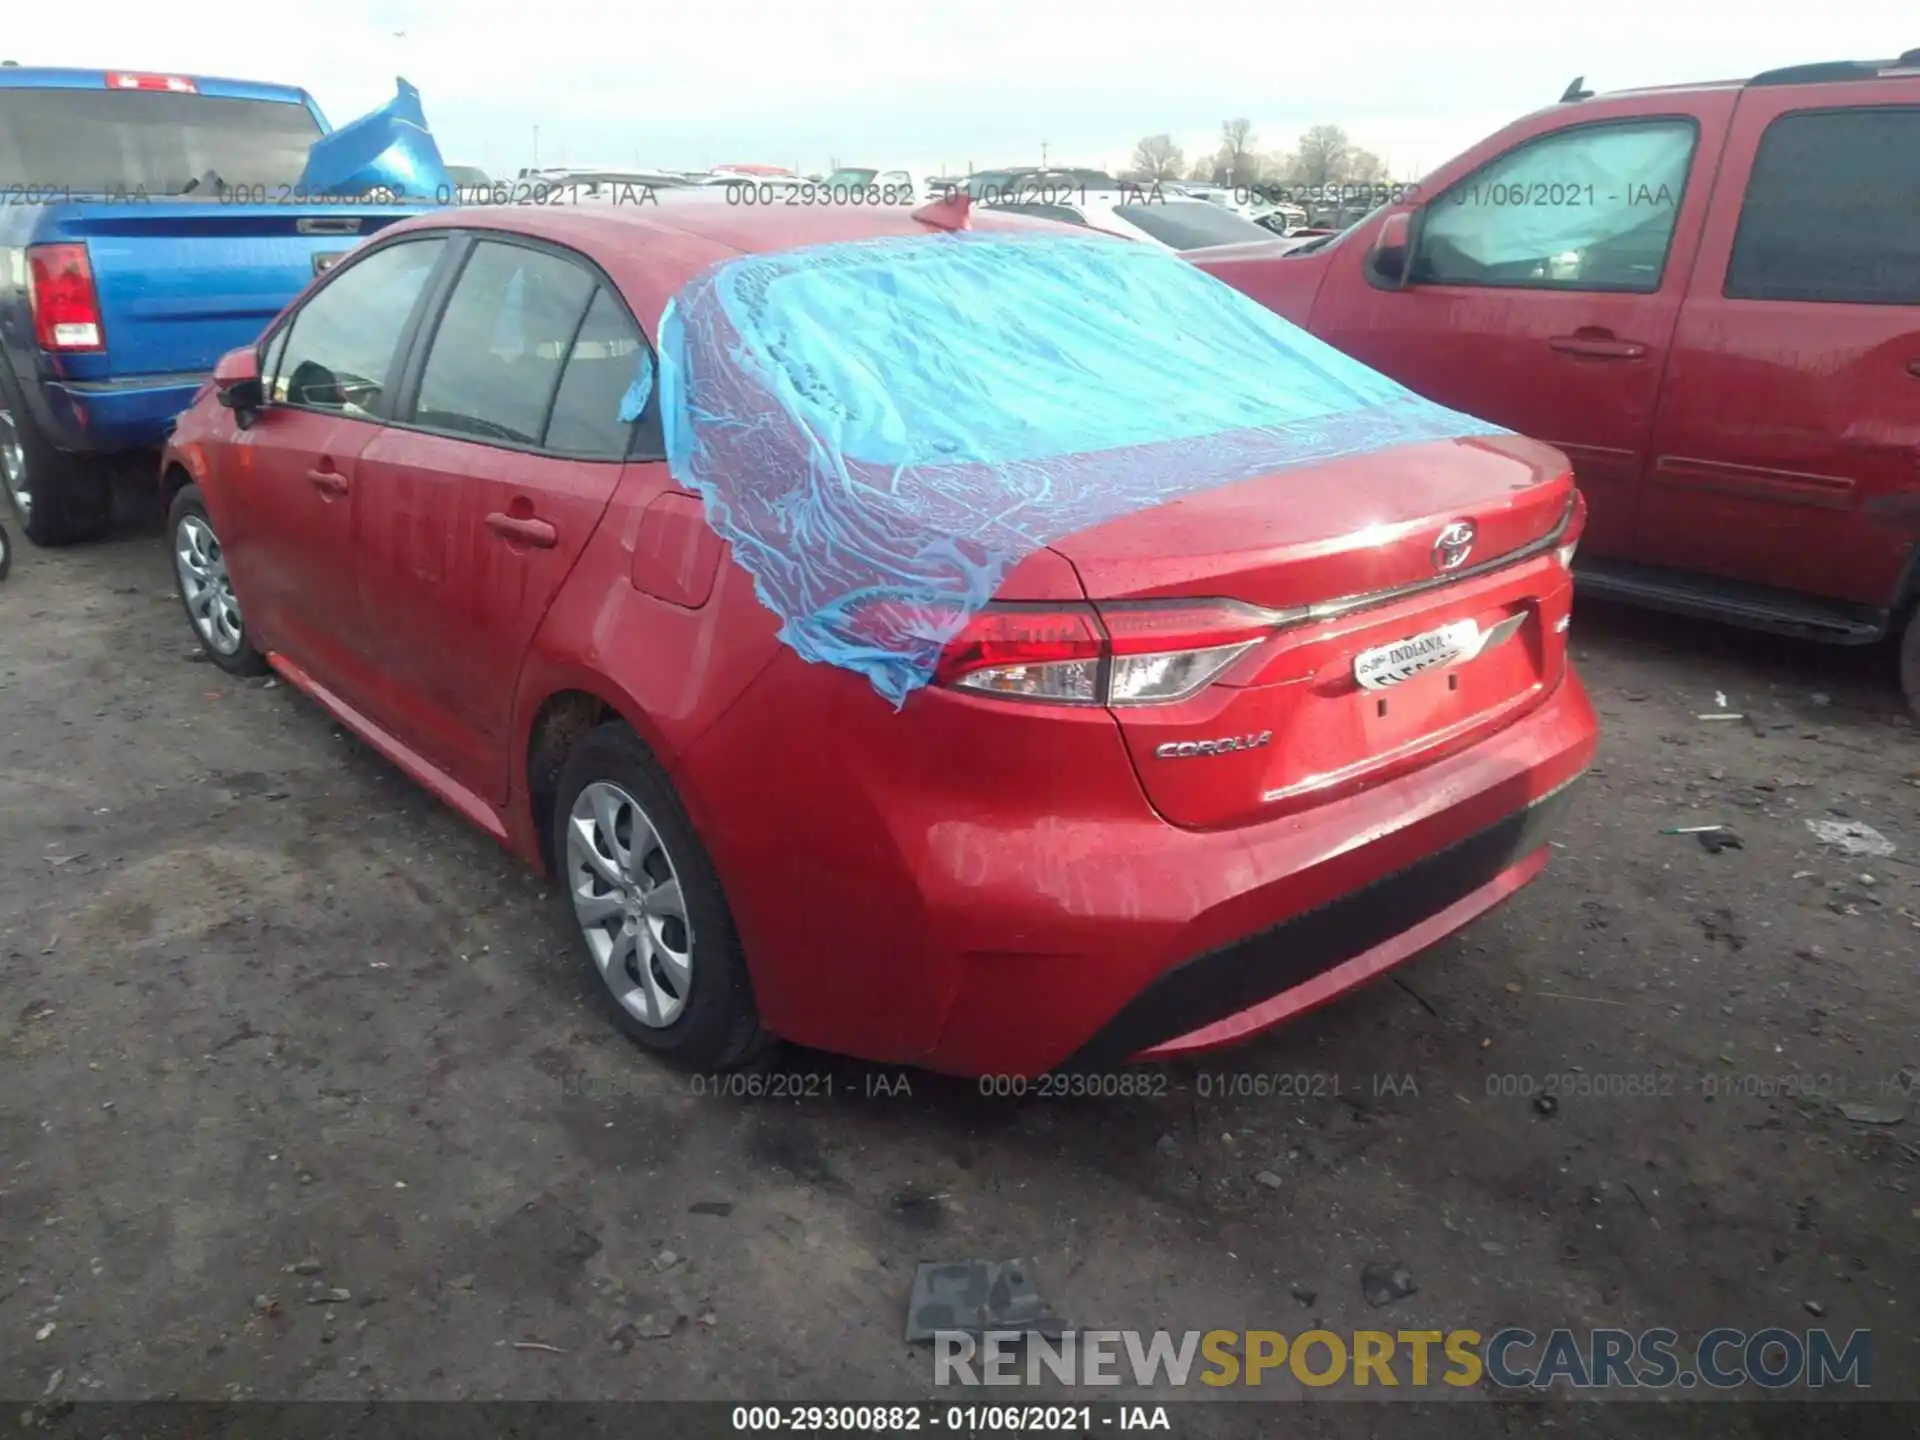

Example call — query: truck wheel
[552,721,771,1070]
[0,368,112,547]
[1900,602,1920,725]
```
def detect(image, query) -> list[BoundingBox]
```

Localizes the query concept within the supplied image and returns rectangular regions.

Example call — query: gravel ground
[3,516,1918,1434]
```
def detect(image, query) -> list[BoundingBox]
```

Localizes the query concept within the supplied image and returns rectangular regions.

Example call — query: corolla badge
[1432,519,1477,572]
[1154,731,1273,760]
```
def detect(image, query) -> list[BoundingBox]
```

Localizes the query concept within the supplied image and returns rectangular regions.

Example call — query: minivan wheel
[1899,601,1920,724]
[0,369,112,547]
[169,483,267,676]
[552,722,769,1069]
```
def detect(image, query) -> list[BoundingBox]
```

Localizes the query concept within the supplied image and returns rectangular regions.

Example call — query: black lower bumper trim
[1066,778,1582,1069]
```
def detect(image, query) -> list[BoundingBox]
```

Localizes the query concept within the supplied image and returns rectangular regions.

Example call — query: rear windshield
[1113,200,1275,251]
[0,89,323,195]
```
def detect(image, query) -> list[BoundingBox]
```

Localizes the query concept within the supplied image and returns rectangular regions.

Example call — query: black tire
[167,483,268,677]
[1899,601,1920,725]
[0,523,11,582]
[0,364,112,547]
[551,722,770,1069]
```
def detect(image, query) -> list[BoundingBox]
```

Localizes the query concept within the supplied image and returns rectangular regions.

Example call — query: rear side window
[270,238,447,415]
[1412,119,1697,292]
[410,241,598,446]
[0,89,323,195]
[544,289,646,458]
[1724,107,1920,305]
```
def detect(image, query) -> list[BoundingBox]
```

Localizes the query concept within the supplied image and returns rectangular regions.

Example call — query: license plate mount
[1353,618,1482,691]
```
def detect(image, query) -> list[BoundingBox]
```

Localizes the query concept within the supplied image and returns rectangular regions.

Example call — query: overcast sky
[8,2,1909,178]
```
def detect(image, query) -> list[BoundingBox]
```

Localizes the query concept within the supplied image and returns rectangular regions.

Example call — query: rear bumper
[912,669,1597,1076]
[27,373,204,454]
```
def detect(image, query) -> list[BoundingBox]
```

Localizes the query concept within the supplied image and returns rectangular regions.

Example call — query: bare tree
[1219,118,1258,187]
[1292,124,1351,187]
[1131,134,1186,182]
[1186,155,1215,182]
[1345,148,1389,184]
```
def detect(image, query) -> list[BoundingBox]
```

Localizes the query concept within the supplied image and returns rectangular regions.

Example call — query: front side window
[1724,107,1920,305]
[271,238,447,414]
[1412,119,1698,292]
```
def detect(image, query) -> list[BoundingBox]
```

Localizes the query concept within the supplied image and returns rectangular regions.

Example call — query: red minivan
[159,203,1596,1076]
[1196,51,1920,716]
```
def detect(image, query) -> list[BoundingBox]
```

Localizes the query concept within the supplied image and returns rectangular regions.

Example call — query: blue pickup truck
[0,65,445,545]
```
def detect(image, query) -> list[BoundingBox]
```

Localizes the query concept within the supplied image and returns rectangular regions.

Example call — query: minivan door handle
[1549,332,1647,360]
[486,512,558,549]
[1906,360,1920,378]
[304,468,349,498]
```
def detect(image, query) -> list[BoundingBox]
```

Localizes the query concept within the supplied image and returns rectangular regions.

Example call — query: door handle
[304,468,349,497]
[1906,360,1920,379]
[1549,334,1647,360]
[486,512,558,549]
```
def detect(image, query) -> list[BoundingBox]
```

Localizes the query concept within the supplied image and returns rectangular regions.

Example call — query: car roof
[382,203,1094,327]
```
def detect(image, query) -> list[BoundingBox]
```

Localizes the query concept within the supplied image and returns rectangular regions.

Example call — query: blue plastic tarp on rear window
[652,232,1509,706]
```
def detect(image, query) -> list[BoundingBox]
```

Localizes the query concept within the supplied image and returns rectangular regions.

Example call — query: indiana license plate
[1353,619,1482,691]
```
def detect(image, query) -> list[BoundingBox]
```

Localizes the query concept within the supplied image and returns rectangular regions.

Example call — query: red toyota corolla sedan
[160,199,1597,1077]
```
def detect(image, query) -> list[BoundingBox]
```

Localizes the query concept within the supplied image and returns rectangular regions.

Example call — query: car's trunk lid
[1047,433,1578,830]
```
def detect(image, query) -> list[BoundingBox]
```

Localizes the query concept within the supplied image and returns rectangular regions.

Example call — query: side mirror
[213,345,265,428]
[1367,209,1414,290]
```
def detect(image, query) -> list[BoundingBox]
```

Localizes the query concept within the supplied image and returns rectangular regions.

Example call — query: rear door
[351,235,640,802]
[221,235,449,693]
[1635,90,1920,605]
[1310,100,1735,557]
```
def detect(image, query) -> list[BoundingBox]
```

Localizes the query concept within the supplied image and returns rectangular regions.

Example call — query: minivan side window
[409,240,598,447]
[1724,107,1920,305]
[1411,119,1697,293]
[270,238,446,414]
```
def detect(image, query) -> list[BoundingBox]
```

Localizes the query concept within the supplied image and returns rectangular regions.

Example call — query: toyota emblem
[1432,520,1476,572]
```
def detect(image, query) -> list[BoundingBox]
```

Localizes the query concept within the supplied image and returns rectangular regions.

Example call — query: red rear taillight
[936,598,1290,706]
[105,72,197,93]
[26,244,106,352]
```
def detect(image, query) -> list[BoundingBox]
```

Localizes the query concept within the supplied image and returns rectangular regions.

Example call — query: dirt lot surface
[4,517,1919,1436]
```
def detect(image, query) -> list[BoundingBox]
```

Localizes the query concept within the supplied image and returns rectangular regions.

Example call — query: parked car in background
[445,164,493,202]
[0,67,442,545]
[820,166,939,201]
[981,190,1281,250]
[1197,50,1920,716]
[157,201,1594,1075]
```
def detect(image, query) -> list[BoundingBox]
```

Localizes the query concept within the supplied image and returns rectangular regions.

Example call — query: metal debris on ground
[1838,1099,1908,1127]
[1663,825,1730,835]
[1805,819,1896,859]
[1534,1095,1560,1117]
[1697,713,1744,721]
[1360,1261,1417,1307]
[1697,829,1743,854]
[905,1259,1065,1343]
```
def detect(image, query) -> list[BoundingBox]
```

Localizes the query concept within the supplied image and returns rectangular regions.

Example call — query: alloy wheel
[0,407,28,523]
[174,513,245,655]
[565,781,694,1027]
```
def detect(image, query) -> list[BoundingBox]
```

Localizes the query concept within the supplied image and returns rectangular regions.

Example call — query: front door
[1311,104,1731,558]
[351,238,645,802]
[221,236,450,695]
